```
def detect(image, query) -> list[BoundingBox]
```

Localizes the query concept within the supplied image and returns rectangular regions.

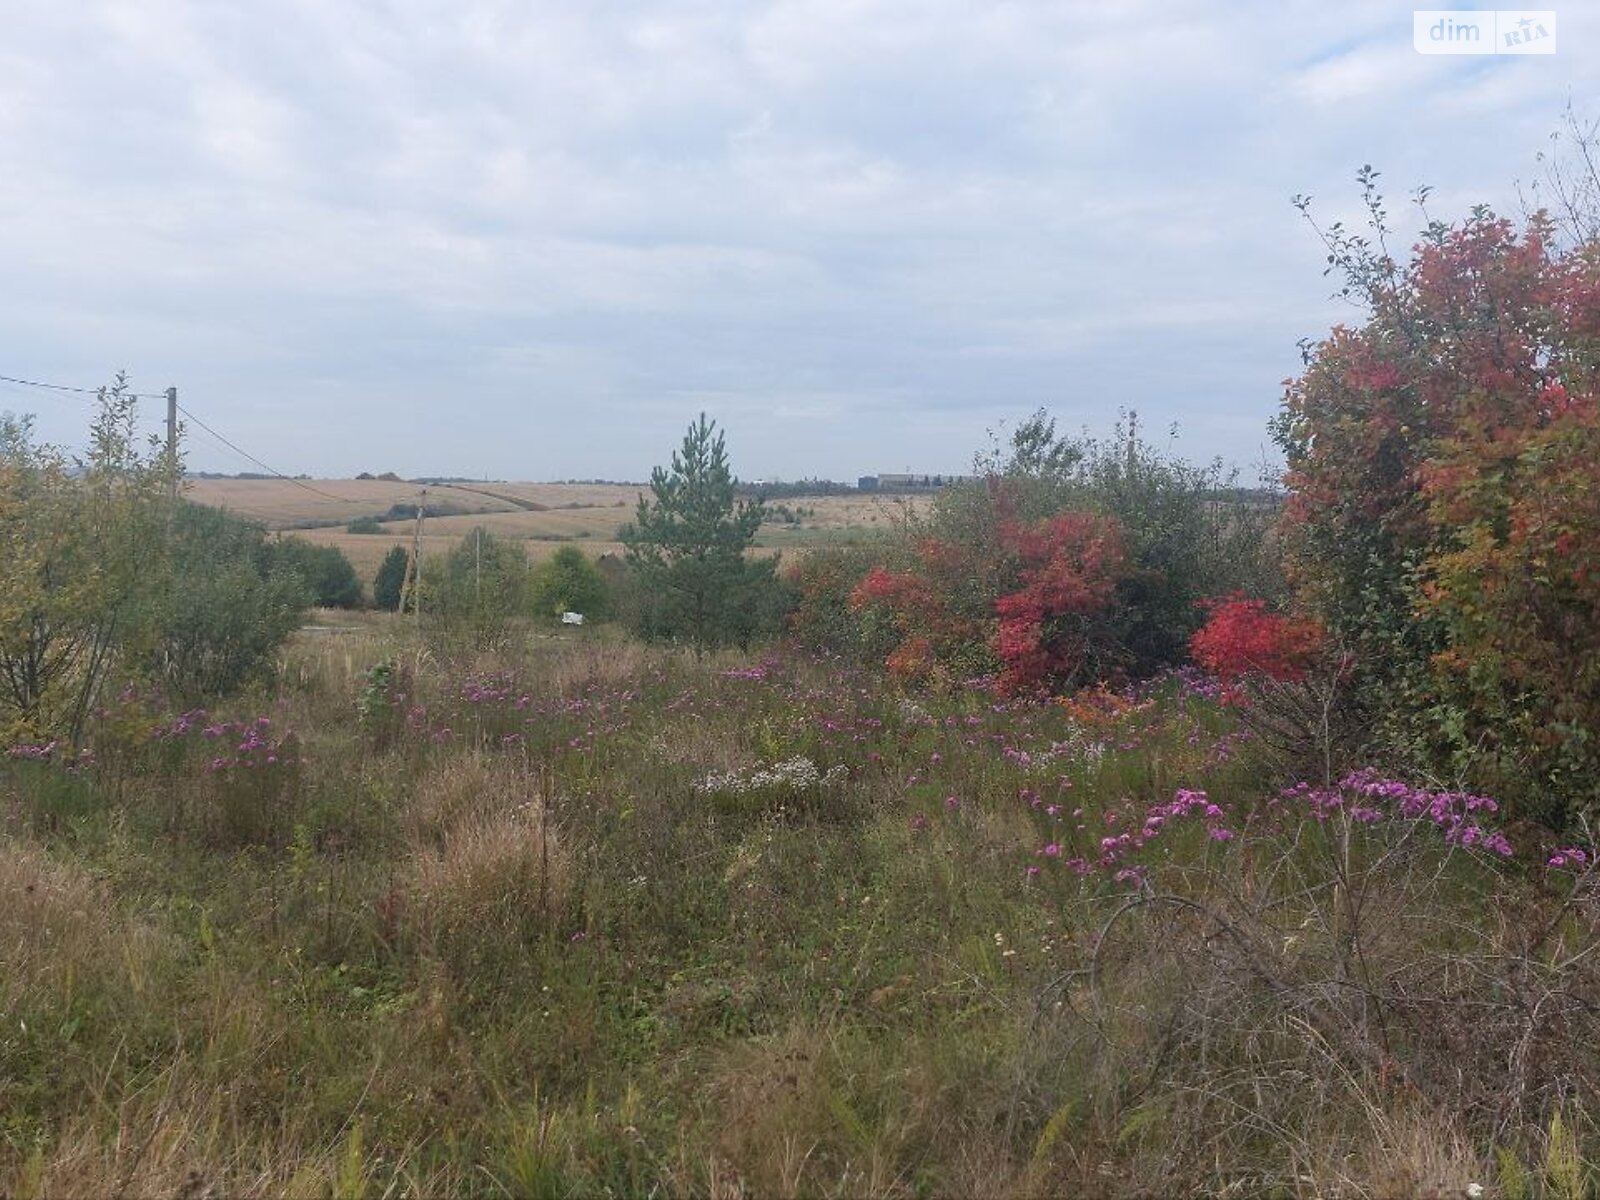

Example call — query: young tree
[373,544,410,612]
[0,377,177,742]
[529,545,610,621]
[422,527,529,649]
[138,503,310,703]
[621,413,781,648]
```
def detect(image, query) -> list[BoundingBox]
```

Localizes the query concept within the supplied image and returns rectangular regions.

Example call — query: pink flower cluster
[459,674,529,708]
[7,741,95,773]
[7,741,58,762]
[194,716,293,773]
[1031,788,1235,887]
[1278,769,1513,857]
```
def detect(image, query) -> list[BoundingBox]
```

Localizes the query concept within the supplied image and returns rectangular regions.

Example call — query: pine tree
[373,545,409,612]
[621,413,780,648]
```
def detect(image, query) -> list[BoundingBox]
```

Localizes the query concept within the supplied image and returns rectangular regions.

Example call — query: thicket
[262,537,363,609]
[138,503,311,704]
[420,528,531,651]
[529,545,611,622]
[0,380,313,742]
[793,410,1278,692]
[1279,170,1600,828]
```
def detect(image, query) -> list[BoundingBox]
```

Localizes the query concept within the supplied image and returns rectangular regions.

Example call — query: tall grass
[1,614,1596,1197]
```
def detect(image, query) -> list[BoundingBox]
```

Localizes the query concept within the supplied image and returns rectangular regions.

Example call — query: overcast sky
[1,1,1594,481]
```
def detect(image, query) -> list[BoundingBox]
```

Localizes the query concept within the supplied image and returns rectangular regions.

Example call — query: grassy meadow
[4,613,1597,1198]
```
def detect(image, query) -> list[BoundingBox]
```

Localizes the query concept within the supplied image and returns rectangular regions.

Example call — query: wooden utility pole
[400,488,428,620]
[165,386,179,500]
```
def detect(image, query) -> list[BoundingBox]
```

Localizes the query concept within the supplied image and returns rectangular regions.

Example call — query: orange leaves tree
[847,484,1129,695]
[1278,171,1600,825]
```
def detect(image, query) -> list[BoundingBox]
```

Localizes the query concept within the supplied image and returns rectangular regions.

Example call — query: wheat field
[185,478,919,579]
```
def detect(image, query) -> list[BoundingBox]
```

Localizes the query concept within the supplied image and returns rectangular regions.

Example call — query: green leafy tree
[0,376,177,742]
[139,503,310,703]
[529,545,610,621]
[264,538,363,608]
[423,527,530,649]
[373,545,410,612]
[621,414,783,648]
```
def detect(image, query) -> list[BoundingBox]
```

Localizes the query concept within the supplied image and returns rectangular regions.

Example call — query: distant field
[185,479,921,582]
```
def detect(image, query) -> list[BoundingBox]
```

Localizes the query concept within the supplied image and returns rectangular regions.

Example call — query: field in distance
[184,478,919,580]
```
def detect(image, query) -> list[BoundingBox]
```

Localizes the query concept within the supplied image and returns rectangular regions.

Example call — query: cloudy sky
[1,2,1594,482]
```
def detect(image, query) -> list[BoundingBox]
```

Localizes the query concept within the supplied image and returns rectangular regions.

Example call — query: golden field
[184,478,919,580]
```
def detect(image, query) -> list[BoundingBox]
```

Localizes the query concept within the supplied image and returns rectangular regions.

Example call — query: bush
[797,410,1276,691]
[529,546,610,622]
[139,503,310,704]
[373,545,409,613]
[936,410,1280,677]
[1280,177,1600,827]
[346,515,384,534]
[0,379,177,743]
[848,503,1129,694]
[263,538,363,609]
[422,527,530,650]
[782,544,892,660]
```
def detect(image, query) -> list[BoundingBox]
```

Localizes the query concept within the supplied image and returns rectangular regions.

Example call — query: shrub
[932,409,1281,677]
[782,544,891,660]
[139,502,310,704]
[263,538,363,609]
[846,491,1129,695]
[0,379,176,743]
[1280,176,1600,826]
[529,546,610,622]
[1189,594,1325,699]
[372,545,410,613]
[345,515,384,534]
[422,527,530,650]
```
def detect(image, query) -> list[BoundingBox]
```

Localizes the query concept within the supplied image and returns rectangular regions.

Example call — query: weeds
[2,616,1597,1196]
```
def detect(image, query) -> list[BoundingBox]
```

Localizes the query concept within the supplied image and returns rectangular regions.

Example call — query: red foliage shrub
[848,506,1128,695]
[1279,199,1600,823]
[1189,595,1324,699]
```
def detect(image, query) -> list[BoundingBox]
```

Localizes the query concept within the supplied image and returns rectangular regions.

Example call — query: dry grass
[0,840,169,999]
[403,777,570,949]
[6,627,1599,1197]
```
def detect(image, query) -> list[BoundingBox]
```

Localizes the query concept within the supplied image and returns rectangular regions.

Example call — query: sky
[1,1,1595,482]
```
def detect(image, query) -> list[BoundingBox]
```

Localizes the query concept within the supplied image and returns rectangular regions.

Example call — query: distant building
[867,473,973,491]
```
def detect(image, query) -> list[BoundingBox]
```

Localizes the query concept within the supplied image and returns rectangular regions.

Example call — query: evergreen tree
[373,545,409,612]
[621,413,781,648]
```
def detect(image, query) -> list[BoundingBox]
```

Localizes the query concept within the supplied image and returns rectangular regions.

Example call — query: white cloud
[0,0,1597,478]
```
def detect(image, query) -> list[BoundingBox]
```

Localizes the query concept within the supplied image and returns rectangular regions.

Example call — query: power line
[0,372,168,401]
[174,403,359,505]
[2,368,432,512]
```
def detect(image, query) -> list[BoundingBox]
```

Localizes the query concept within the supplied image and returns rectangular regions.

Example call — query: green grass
[1,616,1596,1197]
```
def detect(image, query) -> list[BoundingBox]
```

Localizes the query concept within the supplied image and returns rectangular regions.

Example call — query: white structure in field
[561,612,585,626]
